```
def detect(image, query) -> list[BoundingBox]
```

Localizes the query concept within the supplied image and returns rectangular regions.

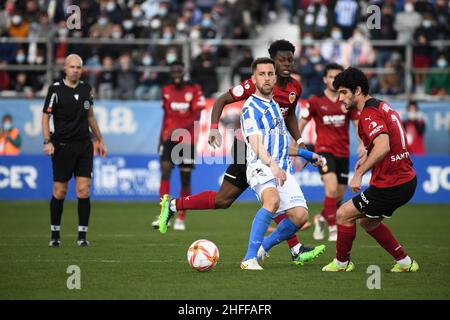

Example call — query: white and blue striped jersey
[240,94,292,173]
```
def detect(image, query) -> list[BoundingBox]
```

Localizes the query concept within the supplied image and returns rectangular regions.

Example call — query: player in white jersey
[239,58,326,270]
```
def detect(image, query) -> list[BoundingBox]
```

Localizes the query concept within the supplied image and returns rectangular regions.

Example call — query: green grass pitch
[0,201,449,300]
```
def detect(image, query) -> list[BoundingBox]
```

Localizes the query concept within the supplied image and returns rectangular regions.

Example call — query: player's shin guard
[274,214,300,248]
[78,197,90,240]
[175,190,217,210]
[262,217,299,252]
[50,196,64,239]
[243,208,272,261]
[336,224,356,263]
[366,223,407,261]
[322,196,337,226]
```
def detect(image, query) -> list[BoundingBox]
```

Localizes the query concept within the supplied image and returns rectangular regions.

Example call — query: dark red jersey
[302,92,359,157]
[358,98,416,188]
[161,82,205,143]
[229,77,302,118]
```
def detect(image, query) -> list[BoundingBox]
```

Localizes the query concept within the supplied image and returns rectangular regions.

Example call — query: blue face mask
[201,19,212,28]
[3,122,12,131]
[437,59,448,68]
[166,54,177,64]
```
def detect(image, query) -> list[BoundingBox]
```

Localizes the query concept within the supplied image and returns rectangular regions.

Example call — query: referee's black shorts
[52,140,93,182]
[352,176,417,218]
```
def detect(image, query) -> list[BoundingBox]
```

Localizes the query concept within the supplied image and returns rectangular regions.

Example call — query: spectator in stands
[200,12,217,39]
[370,4,397,68]
[89,12,113,38]
[300,0,333,40]
[341,28,375,68]
[0,114,21,155]
[97,55,116,100]
[425,53,450,96]
[0,28,17,64]
[8,11,29,38]
[136,50,161,100]
[298,45,328,98]
[413,15,436,93]
[230,47,253,84]
[101,0,124,25]
[402,101,426,155]
[190,44,218,98]
[414,0,436,17]
[24,0,39,23]
[320,26,346,66]
[394,0,423,43]
[13,72,33,97]
[435,0,450,40]
[116,52,137,100]
[334,0,359,39]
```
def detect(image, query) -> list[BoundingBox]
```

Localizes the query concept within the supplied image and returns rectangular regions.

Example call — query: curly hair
[332,67,369,95]
[268,40,295,59]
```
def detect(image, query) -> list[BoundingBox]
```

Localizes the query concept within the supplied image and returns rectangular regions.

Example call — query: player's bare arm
[41,112,54,156]
[349,133,390,193]
[248,134,286,186]
[88,107,107,158]
[208,91,236,148]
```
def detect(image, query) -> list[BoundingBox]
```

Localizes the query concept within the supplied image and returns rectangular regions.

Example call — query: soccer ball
[187,239,219,272]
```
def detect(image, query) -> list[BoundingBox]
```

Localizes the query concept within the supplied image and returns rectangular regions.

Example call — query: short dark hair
[333,67,369,95]
[2,114,12,122]
[169,60,184,68]
[251,57,275,73]
[268,40,295,59]
[324,63,344,77]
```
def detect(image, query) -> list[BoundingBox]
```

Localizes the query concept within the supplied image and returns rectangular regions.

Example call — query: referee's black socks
[50,196,64,239]
[78,197,91,240]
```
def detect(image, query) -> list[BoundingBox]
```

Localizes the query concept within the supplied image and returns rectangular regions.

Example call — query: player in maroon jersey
[152,60,205,231]
[322,67,419,272]
[298,63,363,242]
[159,40,325,265]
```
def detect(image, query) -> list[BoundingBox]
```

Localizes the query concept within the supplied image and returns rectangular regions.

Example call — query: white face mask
[12,15,22,25]
[3,122,12,131]
[98,18,108,26]
[404,3,414,12]
[132,10,142,18]
[422,20,432,28]
[123,20,134,30]
[16,54,25,63]
[112,31,122,39]
[36,56,44,64]
[437,59,448,68]
[310,56,321,64]
[166,54,177,64]
[331,31,342,40]
[151,19,161,29]
[190,30,200,39]
[142,56,153,65]
[303,37,314,45]
[177,23,187,31]
[106,2,116,12]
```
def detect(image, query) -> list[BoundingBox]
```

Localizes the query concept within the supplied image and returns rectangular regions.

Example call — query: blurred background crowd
[0,0,448,100]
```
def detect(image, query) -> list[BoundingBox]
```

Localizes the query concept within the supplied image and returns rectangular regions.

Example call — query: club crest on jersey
[84,101,90,110]
[232,85,244,97]
[184,92,193,102]
[289,92,296,104]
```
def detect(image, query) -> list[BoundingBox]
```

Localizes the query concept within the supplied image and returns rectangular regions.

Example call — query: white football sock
[397,256,412,266]
[290,243,302,256]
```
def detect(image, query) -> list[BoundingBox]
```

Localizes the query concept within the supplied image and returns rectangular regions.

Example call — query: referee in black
[42,54,107,247]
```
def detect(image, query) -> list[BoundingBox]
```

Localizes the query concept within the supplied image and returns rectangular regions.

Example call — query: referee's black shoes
[49,239,61,247]
[77,239,90,247]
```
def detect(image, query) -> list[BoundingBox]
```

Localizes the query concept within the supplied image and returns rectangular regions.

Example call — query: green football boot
[293,244,326,265]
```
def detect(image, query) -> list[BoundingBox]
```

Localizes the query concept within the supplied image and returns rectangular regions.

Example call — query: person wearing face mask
[341,29,375,68]
[321,27,345,66]
[135,51,161,100]
[394,0,423,43]
[401,101,426,155]
[425,54,450,96]
[8,13,29,38]
[0,114,22,155]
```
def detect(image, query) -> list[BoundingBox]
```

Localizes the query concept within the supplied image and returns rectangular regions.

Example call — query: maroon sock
[177,188,191,220]
[336,224,356,262]
[322,196,337,226]
[367,223,407,260]
[274,214,300,249]
[159,179,170,199]
[175,191,216,210]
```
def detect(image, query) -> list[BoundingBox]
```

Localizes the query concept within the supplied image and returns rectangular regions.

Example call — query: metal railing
[1,37,449,100]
